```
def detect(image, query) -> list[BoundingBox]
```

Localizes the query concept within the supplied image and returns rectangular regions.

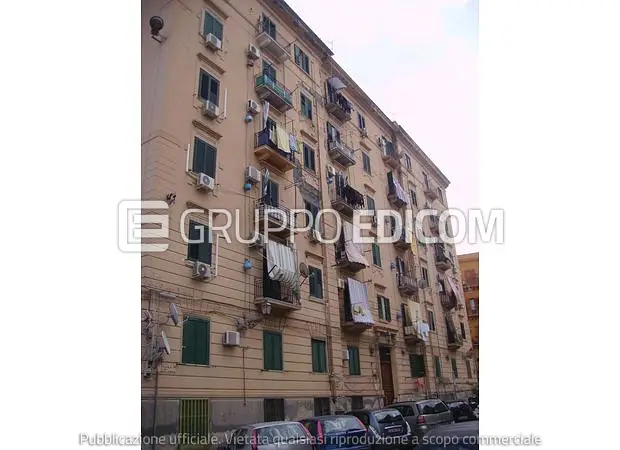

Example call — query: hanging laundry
[276,125,290,153]
[289,134,298,153]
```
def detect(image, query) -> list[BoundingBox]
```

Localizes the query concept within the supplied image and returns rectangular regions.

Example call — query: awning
[392,178,408,205]
[347,278,374,325]
[343,221,369,267]
[266,239,297,287]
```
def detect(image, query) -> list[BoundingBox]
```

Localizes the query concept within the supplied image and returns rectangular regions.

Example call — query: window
[187,221,212,264]
[427,310,436,331]
[300,92,313,119]
[203,11,223,40]
[451,358,458,379]
[262,15,276,39]
[311,339,328,373]
[410,188,418,207]
[404,154,412,171]
[372,243,381,267]
[192,136,217,178]
[262,60,276,81]
[366,196,375,214]
[351,396,364,410]
[348,346,361,375]
[304,200,319,230]
[421,267,429,285]
[377,296,391,321]
[263,178,279,207]
[181,316,210,365]
[460,322,467,339]
[198,69,220,105]
[294,45,310,74]
[409,354,425,378]
[466,360,472,379]
[357,113,366,130]
[362,152,371,174]
[423,172,429,189]
[437,188,443,202]
[314,397,331,416]
[434,356,442,377]
[469,298,478,313]
[326,122,340,143]
[264,399,285,422]
[263,331,283,370]
[303,143,316,172]
[180,399,210,440]
[309,267,323,299]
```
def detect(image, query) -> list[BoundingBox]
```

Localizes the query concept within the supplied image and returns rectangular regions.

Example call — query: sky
[286,0,479,255]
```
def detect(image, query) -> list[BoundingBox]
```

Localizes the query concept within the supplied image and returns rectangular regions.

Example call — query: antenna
[160,331,171,355]
[169,303,179,326]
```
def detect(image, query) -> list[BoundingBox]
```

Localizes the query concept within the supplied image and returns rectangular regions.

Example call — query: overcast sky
[286,0,479,255]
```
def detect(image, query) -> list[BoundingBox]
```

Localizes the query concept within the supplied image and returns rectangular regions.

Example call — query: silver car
[226,421,313,450]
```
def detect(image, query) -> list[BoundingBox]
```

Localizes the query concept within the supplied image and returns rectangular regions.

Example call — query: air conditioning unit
[343,349,350,361]
[249,233,266,249]
[337,278,346,289]
[247,99,261,115]
[196,173,216,191]
[204,33,222,50]
[202,100,220,118]
[192,261,213,280]
[309,228,320,243]
[360,128,368,138]
[247,43,261,60]
[246,165,261,185]
[223,331,241,346]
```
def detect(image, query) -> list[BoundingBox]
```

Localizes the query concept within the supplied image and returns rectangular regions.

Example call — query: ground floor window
[179,399,209,440]
[314,397,331,416]
[264,398,285,422]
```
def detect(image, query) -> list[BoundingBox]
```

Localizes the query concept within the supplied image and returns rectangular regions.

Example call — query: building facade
[141,0,475,446]
[459,252,479,376]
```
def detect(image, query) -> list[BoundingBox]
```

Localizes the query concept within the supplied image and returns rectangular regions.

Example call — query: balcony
[397,273,418,296]
[381,140,400,169]
[403,324,423,343]
[325,85,353,122]
[424,184,439,202]
[387,185,407,210]
[335,240,366,273]
[440,292,458,310]
[255,75,293,112]
[327,139,356,167]
[447,336,464,350]
[254,276,300,313]
[329,183,364,218]
[429,215,439,235]
[255,199,296,238]
[256,21,290,63]
[254,129,295,172]
[434,244,452,271]
[393,229,409,250]
[341,290,373,333]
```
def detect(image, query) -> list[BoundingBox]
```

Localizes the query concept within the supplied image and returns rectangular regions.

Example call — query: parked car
[446,401,477,422]
[346,408,412,450]
[416,421,479,450]
[387,400,453,445]
[222,421,313,450]
[300,415,370,450]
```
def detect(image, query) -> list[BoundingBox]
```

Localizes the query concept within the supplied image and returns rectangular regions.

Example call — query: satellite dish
[169,303,179,326]
[144,310,153,322]
[299,262,309,278]
[160,331,171,355]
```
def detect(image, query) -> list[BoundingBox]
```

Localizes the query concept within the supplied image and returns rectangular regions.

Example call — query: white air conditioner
[247,43,261,60]
[360,128,368,138]
[223,331,241,346]
[204,33,222,50]
[337,278,346,289]
[343,349,350,361]
[192,261,213,280]
[196,173,215,191]
[202,100,220,118]
[247,99,261,115]
[309,228,320,243]
[246,165,261,184]
[249,233,266,249]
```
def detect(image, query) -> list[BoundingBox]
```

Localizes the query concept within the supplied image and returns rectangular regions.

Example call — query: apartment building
[141,0,475,444]
[459,252,479,376]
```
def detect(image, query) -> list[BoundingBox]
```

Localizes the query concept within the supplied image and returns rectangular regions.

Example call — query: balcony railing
[393,229,409,250]
[254,276,300,312]
[429,215,439,234]
[255,198,296,237]
[397,273,418,296]
[335,240,366,273]
[381,140,400,169]
[254,129,296,172]
[256,20,290,62]
[255,74,293,112]
[387,182,407,209]
[326,84,353,122]
[341,288,373,332]
[434,244,452,271]
[424,184,439,202]
[329,183,364,218]
[327,139,356,167]
[403,323,423,343]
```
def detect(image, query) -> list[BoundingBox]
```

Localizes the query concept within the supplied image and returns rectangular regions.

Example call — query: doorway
[379,346,395,406]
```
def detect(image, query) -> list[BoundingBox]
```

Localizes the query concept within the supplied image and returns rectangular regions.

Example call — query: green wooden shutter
[435,356,442,378]
[194,319,210,365]
[198,225,212,265]
[209,76,220,106]
[212,17,223,40]
[182,316,196,363]
[410,354,425,378]
[187,221,201,261]
[385,298,391,321]
[182,317,210,365]
[204,143,217,179]
[264,331,283,370]
[204,13,214,36]
[198,70,209,102]
[312,340,326,373]
[294,45,300,64]
[451,358,458,378]
[349,346,360,375]
[193,137,207,173]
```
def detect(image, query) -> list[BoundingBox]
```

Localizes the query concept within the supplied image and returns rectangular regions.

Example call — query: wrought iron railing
[254,276,297,305]
[255,74,293,106]
[326,83,353,114]
[257,18,291,51]
[255,129,295,163]
[327,138,355,160]
[255,198,296,229]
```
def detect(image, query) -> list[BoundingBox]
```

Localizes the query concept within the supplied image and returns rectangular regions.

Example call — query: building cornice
[395,124,450,188]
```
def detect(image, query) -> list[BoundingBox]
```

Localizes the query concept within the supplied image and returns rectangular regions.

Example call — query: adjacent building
[141,0,475,444]
[459,252,479,376]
